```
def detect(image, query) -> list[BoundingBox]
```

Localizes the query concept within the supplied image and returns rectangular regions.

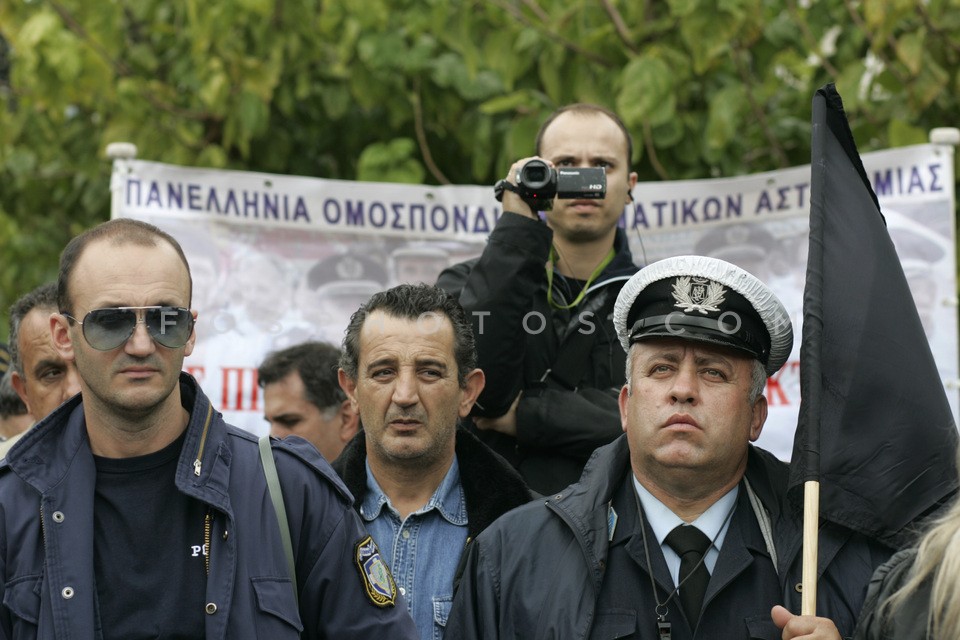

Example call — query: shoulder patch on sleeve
[354,535,398,608]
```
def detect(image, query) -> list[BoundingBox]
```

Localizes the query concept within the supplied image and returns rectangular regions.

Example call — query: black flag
[791,83,958,547]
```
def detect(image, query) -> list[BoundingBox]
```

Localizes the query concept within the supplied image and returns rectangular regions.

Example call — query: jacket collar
[607,227,639,276]
[743,445,788,523]
[550,434,632,512]
[173,373,233,512]
[333,425,532,539]
[4,392,88,493]
[540,436,632,591]
[561,437,792,523]
[549,437,792,565]
[4,373,234,512]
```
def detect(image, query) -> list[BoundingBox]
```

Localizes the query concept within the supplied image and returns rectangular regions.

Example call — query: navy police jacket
[0,374,418,640]
[447,435,894,639]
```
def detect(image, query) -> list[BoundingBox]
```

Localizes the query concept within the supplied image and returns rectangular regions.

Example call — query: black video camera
[515,159,606,210]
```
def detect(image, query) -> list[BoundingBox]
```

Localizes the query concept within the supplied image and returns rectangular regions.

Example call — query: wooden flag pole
[801,479,819,615]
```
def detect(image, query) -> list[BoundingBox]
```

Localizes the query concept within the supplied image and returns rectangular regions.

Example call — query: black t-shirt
[93,432,208,639]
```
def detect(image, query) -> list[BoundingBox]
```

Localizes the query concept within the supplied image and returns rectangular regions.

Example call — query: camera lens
[514,158,559,208]
[525,166,547,183]
[519,159,552,189]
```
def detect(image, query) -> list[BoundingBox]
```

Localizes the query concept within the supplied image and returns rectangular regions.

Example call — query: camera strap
[545,246,615,310]
[542,273,616,392]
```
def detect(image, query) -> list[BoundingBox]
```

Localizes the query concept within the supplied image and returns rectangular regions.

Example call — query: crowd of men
[0,103,952,640]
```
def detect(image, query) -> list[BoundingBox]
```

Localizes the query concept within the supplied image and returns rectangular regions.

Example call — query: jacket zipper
[39,503,48,557]
[204,510,213,576]
[193,404,214,477]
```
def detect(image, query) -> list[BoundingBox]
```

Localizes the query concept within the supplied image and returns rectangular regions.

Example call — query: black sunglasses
[62,306,194,351]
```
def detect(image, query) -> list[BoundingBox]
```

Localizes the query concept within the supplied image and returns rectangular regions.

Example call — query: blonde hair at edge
[624,345,769,404]
[880,446,960,637]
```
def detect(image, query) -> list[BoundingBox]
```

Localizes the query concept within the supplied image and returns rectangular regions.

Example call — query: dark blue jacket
[853,549,928,640]
[447,436,893,639]
[0,374,418,640]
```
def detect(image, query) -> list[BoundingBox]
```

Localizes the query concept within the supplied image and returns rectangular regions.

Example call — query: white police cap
[613,255,793,376]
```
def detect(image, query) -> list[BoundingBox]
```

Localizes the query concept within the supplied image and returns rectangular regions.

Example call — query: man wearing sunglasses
[0,219,418,639]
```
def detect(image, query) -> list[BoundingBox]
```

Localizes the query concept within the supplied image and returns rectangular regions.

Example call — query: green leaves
[618,53,676,128]
[705,85,747,156]
[895,29,925,75]
[357,138,425,184]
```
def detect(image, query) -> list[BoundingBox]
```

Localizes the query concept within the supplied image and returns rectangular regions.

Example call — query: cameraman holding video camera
[437,103,639,495]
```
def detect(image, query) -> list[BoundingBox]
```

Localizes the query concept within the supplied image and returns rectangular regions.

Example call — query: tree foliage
[1,0,958,340]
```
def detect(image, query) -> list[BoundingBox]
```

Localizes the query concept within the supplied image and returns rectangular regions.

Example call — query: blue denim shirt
[361,459,468,640]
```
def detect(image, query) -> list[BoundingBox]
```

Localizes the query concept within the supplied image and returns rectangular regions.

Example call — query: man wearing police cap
[446,256,893,639]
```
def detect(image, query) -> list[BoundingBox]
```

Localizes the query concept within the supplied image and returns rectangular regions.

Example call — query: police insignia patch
[354,535,398,608]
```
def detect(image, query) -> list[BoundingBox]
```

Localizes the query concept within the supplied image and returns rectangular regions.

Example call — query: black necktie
[664,524,711,628]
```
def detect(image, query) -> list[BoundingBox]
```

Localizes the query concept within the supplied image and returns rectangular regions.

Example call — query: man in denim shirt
[334,284,532,640]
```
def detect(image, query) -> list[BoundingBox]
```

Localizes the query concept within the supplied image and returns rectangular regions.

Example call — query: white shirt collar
[632,476,739,551]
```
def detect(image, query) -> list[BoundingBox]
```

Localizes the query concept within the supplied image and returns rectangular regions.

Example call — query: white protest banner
[113,141,958,459]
